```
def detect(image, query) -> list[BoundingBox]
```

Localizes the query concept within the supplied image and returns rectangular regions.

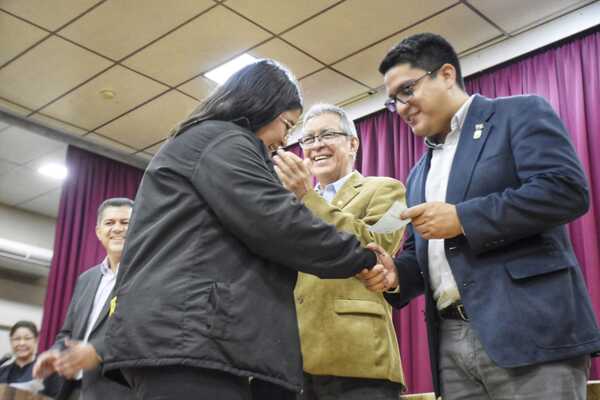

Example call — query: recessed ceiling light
[204,54,258,85]
[38,163,68,180]
[100,89,116,100]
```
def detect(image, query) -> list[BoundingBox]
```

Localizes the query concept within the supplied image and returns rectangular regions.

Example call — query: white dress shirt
[425,95,474,310]
[76,258,118,379]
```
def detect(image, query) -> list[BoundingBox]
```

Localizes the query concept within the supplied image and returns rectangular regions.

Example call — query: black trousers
[300,373,402,400]
[123,366,295,400]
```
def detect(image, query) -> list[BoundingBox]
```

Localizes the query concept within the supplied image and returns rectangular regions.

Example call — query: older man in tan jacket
[274,104,406,399]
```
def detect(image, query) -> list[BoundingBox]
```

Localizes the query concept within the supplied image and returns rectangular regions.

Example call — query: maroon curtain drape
[38,146,143,352]
[354,29,600,393]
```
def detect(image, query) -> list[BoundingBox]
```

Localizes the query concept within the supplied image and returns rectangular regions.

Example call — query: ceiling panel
[177,76,217,101]
[28,114,87,136]
[468,0,592,34]
[96,90,198,149]
[0,98,32,116]
[0,159,19,177]
[40,65,169,130]
[282,0,455,64]
[17,187,61,217]
[84,132,138,154]
[249,38,324,79]
[123,6,271,86]
[143,140,166,155]
[59,0,215,60]
[0,36,113,110]
[0,166,62,206]
[0,125,64,164]
[24,146,68,172]
[224,0,340,34]
[300,69,367,110]
[0,11,48,66]
[0,0,100,31]
[334,3,502,88]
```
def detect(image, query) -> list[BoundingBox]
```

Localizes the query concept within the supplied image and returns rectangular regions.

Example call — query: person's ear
[350,136,359,155]
[439,63,457,89]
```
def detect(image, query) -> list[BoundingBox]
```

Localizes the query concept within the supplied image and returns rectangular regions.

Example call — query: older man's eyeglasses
[298,130,349,148]
[384,66,442,112]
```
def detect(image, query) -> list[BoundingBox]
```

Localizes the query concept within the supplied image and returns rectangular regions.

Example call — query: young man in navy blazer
[362,33,600,399]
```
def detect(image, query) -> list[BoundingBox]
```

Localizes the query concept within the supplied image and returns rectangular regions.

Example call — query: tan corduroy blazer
[295,171,406,384]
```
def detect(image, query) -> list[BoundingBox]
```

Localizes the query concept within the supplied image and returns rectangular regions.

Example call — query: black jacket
[103,121,377,392]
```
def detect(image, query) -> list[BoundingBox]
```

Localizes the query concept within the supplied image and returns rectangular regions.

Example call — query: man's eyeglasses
[384,65,442,112]
[298,130,349,148]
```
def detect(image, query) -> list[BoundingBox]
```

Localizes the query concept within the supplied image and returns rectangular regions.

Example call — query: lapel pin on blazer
[473,123,484,139]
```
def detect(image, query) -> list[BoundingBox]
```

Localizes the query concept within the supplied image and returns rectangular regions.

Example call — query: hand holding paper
[403,201,463,240]
[367,201,411,234]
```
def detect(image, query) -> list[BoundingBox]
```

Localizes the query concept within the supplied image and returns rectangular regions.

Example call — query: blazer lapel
[88,290,112,336]
[446,95,495,204]
[330,171,362,209]
[73,266,103,339]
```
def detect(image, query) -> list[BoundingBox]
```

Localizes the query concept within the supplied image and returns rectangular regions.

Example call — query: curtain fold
[38,146,143,352]
[354,29,600,393]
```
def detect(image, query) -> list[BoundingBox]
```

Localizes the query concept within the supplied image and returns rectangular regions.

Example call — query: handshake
[356,243,398,293]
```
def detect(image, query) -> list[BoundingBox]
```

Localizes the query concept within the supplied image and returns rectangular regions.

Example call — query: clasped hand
[272,149,313,199]
[33,339,101,380]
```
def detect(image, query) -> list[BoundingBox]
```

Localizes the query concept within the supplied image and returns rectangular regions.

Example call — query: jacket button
[297,296,304,304]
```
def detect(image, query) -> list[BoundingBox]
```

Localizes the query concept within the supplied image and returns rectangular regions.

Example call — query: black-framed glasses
[298,130,349,148]
[384,65,442,112]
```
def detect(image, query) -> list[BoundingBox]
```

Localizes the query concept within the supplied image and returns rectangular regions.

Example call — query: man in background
[34,198,136,400]
[274,103,405,399]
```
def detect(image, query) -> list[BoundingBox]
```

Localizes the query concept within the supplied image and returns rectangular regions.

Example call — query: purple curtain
[354,29,600,393]
[39,146,143,352]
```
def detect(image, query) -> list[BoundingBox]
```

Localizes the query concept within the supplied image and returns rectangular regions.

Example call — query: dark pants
[123,366,296,400]
[299,373,402,400]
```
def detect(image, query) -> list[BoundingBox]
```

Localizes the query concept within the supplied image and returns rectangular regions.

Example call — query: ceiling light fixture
[38,163,68,180]
[100,89,116,100]
[204,54,258,85]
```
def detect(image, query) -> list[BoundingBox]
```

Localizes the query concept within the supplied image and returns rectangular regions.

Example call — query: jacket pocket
[504,258,571,280]
[503,254,597,349]
[334,299,386,317]
[206,282,233,339]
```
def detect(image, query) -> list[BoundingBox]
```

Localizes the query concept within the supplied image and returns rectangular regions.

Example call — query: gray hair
[302,103,358,138]
[97,197,134,225]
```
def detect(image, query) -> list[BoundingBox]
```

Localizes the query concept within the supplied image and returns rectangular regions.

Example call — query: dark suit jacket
[53,264,135,400]
[386,94,600,396]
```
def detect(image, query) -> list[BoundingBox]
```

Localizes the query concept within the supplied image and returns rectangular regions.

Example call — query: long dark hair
[172,59,303,137]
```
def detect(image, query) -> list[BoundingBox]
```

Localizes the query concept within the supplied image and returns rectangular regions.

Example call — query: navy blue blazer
[386,94,600,395]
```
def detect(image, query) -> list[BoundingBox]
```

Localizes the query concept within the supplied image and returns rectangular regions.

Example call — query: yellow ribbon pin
[109,296,117,317]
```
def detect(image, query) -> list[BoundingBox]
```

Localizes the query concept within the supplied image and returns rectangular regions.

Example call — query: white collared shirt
[83,258,118,342]
[426,95,474,310]
[74,258,118,379]
[315,172,353,204]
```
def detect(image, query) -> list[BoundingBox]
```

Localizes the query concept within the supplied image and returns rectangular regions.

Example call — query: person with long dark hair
[101,60,385,400]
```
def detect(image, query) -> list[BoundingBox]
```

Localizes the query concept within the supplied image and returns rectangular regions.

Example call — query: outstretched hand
[355,243,398,292]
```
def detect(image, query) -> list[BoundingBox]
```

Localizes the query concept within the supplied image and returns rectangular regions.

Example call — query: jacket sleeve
[384,223,425,308]
[191,132,376,279]
[302,179,406,255]
[456,96,589,254]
